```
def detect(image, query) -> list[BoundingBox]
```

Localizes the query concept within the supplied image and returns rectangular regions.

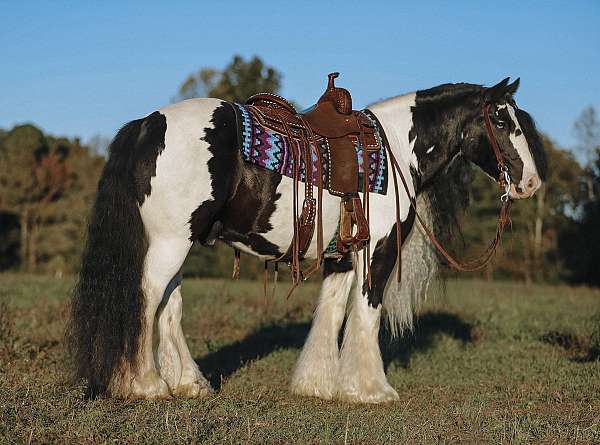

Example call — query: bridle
[373,87,514,280]
[481,90,513,202]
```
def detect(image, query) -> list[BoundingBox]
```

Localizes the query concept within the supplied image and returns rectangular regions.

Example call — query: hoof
[290,371,336,400]
[173,380,214,398]
[130,370,171,400]
[335,381,399,404]
[290,382,335,400]
[290,342,339,400]
[172,368,214,398]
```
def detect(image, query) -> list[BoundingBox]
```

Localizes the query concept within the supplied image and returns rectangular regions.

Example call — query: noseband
[379,87,513,278]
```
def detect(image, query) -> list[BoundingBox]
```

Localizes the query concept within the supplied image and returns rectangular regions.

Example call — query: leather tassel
[232,249,241,280]
[359,126,372,289]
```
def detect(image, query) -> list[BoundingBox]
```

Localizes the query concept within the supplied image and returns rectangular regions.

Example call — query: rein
[367,89,513,279]
[238,88,514,296]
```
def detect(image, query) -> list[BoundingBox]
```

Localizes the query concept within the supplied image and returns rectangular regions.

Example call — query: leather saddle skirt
[231,102,389,196]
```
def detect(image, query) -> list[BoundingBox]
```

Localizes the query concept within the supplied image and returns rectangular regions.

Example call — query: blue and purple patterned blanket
[233,103,388,195]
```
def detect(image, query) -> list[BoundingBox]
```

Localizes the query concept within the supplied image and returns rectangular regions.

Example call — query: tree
[87,134,111,157]
[573,106,600,201]
[0,125,104,273]
[456,135,583,283]
[0,125,61,271]
[559,147,600,286]
[174,55,282,102]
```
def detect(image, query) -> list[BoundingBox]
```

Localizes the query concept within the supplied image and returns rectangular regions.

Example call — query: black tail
[67,118,148,397]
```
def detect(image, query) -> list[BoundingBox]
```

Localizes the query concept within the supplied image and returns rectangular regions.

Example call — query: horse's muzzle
[509,175,542,199]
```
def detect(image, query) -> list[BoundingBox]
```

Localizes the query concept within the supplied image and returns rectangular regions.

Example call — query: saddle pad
[232,103,388,195]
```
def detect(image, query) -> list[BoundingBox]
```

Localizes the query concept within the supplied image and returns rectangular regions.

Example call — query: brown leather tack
[235,76,513,299]
[327,138,359,196]
[365,89,514,281]
[243,73,380,291]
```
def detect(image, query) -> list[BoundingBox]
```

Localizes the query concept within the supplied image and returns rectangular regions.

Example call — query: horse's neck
[368,93,420,198]
[368,92,464,191]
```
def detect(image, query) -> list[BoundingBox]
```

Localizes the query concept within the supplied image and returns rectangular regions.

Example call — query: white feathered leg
[157,277,212,398]
[126,237,190,399]
[291,270,354,399]
[336,253,399,403]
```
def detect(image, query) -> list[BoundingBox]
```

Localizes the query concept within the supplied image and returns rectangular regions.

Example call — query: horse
[68,76,547,403]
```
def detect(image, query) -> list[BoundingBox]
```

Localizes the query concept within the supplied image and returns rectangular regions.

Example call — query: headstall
[373,88,514,279]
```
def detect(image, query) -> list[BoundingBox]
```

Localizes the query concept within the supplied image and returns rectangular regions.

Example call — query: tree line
[1,56,598,285]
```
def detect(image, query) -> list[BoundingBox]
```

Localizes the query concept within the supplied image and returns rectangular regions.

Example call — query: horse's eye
[496,120,505,129]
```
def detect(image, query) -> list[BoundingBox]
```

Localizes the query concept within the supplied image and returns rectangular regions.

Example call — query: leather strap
[387,146,512,273]
[482,94,507,184]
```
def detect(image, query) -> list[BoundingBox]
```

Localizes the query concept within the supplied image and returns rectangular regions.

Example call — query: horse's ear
[506,77,520,96]
[484,77,511,103]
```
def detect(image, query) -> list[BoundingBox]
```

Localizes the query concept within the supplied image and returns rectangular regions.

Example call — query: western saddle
[244,73,382,284]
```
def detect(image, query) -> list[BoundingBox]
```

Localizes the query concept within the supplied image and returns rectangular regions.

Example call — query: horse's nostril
[525,176,540,192]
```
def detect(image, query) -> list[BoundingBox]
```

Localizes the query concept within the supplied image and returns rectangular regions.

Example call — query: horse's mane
[382,157,470,336]
[415,83,482,108]
[428,157,471,243]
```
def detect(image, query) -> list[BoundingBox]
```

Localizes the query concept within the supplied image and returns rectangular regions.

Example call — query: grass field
[1,273,599,444]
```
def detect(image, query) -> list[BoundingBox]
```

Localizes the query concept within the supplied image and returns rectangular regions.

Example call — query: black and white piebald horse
[68,77,547,403]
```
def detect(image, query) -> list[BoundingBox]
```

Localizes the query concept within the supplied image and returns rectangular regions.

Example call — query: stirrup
[336,196,370,253]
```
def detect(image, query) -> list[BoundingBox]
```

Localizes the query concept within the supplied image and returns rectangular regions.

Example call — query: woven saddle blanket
[232,103,388,195]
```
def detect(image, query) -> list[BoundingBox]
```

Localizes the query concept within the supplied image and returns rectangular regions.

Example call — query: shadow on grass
[196,310,480,388]
[381,311,480,370]
[196,321,310,389]
[540,331,600,363]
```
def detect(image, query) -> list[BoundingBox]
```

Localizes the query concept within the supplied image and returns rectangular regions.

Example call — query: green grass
[1,273,599,444]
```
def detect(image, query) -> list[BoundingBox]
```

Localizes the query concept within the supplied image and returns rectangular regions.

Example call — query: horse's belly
[220,175,343,261]
[220,174,402,262]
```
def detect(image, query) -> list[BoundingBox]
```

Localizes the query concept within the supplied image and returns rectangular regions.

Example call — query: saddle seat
[244,73,382,279]
[246,73,380,196]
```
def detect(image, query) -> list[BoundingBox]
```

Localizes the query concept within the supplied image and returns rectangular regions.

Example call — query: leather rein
[373,89,513,280]
[242,88,514,296]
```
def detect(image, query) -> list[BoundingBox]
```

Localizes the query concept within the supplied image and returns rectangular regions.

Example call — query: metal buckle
[500,167,511,202]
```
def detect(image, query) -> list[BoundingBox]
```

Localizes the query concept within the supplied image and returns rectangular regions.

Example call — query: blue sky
[1,1,598,150]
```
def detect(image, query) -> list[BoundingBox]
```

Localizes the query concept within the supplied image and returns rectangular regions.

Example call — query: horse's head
[462,77,547,200]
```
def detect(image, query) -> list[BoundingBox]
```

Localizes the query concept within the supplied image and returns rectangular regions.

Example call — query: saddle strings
[266,118,302,297]
[246,90,511,302]
[298,120,324,280]
[357,115,373,289]
[271,118,317,298]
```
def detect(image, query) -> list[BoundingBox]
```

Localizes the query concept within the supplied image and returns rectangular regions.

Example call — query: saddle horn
[317,72,352,114]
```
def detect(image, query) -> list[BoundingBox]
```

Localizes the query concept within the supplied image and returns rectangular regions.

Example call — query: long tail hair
[67,119,148,397]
